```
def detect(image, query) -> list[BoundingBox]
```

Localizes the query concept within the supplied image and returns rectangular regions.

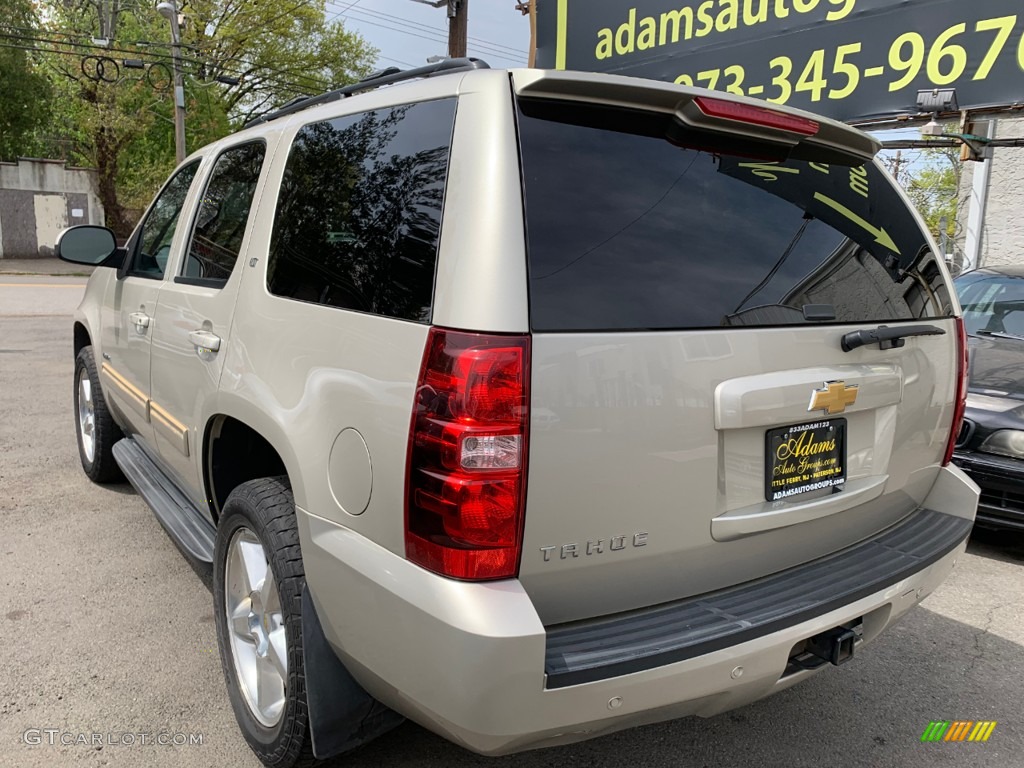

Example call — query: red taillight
[405,328,530,580]
[943,317,969,466]
[692,96,820,136]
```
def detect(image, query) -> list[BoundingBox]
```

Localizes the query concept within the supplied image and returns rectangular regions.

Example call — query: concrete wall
[0,159,105,259]
[957,118,1024,271]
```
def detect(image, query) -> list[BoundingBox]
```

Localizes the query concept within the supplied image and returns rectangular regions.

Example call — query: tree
[182,0,377,125]
[35,0,375,236]
[0,0,52,160]
[886,132,963,249]
[904,160,959,245]
[39,1,169,234]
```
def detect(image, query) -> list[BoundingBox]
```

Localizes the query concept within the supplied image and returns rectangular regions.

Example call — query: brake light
[692,96,819,136]
[405,328,530,580]
[943,317,969,466]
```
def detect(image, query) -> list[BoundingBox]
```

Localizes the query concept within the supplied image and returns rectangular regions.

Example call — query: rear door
[148,140,268,513]
[514,96,959,625]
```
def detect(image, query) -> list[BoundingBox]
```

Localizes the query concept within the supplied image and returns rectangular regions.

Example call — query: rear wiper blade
[841,324,946,352]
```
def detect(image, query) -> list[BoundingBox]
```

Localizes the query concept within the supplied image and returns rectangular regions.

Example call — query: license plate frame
[765,418,847,502]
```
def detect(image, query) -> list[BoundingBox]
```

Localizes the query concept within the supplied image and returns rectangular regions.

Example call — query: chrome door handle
[188,330,221,353]
[129,312,150,334]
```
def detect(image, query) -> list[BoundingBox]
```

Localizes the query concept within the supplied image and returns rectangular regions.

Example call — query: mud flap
[302,587,405,759]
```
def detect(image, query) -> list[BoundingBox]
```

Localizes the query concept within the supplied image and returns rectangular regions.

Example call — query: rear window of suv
[517,99,952,332]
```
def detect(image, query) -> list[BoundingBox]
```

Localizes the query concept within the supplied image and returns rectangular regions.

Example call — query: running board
[112,437,216,562]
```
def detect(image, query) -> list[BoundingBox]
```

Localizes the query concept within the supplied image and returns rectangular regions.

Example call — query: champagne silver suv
[58,59,980,767]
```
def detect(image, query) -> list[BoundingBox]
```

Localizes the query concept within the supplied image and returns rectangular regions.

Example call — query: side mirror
[55,226,123,267]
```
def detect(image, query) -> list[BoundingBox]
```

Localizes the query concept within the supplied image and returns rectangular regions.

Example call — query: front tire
[213,477,316,768]
[74,346,124,483]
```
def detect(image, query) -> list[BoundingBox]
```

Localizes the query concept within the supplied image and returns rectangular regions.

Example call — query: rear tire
[213,477,317,768]
[74,346,124,483]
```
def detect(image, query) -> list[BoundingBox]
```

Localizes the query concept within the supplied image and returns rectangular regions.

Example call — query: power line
[347,6,527,60]
[376,53,419,68]
[2,29,187,63]
[331,14,444,50]
[0,29,324,94]
[0,34,312,97]
[361,4,526,55]
[341,4,525,56]
[324,0,365,25]
[322,2,527,63]
[3,25,331,91]
[337,10,526,64]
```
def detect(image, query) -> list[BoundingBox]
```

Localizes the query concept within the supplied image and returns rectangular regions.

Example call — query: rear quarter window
[517,99,953,332]
[267,98,457,322]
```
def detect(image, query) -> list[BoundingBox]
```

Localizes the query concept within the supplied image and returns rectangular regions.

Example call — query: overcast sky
[326,0,532,70]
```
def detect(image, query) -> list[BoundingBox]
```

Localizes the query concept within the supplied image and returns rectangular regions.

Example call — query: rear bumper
[953,450,1024,531]
[298,466,977,756]
[543,509,969,688]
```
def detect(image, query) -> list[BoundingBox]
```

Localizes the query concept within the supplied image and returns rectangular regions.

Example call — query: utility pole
[448,0,468,58]
[157,1,186,164]
[516,1,536,66]
[408,0,468,60]
[97,0,117,40]
[888,150,905,184]
[964,120,995,272]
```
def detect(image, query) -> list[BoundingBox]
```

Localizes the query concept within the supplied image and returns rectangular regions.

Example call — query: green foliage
[0,0,52,160]
[183,0,377,124]
[905,160,959,243]
[28,0,375,234]
[888,129,963,247]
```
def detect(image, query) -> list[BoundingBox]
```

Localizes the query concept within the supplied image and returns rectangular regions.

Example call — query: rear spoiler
[511,69,879,166]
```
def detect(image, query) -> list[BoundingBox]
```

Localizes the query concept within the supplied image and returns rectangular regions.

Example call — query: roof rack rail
[244,57,490,129]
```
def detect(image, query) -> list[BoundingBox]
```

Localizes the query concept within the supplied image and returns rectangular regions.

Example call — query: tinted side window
[183,142,266,284]
[268,98,456,322]
[518,100,951,332]
[132,161,200,279]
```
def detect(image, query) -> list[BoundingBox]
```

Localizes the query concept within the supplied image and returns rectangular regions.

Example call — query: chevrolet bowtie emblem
[808,381,859,415]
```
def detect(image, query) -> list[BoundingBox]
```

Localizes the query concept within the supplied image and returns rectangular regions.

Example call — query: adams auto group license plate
[765,419,846,502]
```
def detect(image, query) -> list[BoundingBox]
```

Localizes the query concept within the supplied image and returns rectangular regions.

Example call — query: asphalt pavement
[1,275,1022,768]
